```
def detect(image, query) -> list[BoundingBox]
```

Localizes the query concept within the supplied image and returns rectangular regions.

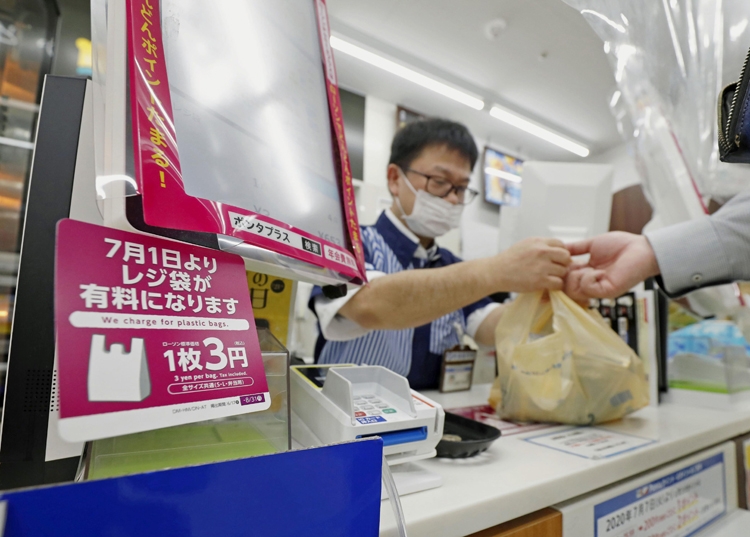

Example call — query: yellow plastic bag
[490,291,649,425]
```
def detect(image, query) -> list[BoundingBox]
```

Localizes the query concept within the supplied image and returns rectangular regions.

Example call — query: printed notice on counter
[524,427,656,459]
[593,453,726,537]
[54,219,270,442]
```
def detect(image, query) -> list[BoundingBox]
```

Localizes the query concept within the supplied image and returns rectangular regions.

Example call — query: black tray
[436,412,501,458]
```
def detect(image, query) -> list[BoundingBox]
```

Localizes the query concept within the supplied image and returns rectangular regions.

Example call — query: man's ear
[386,164,401,197]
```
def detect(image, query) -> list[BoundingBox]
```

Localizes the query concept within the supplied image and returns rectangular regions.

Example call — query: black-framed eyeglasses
[404,168,479,205]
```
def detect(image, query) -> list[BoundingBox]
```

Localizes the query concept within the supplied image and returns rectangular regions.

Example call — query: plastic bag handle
[531,303,554,334]
[514,291,547,344]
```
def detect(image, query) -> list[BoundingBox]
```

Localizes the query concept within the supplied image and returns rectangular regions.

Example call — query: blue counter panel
[0,439,382,537]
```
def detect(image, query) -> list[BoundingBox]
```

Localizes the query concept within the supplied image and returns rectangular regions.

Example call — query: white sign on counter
[593,452,726,537]
[525,427,656,459]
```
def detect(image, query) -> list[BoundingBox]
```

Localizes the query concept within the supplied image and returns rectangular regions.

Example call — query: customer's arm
[645,189,750,294]
[339,237,570,331]
[564,189,750,299]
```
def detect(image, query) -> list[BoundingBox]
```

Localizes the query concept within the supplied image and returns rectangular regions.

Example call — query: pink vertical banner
[55,219,270,442]
[127,0,181,194]
[314,0,367,279]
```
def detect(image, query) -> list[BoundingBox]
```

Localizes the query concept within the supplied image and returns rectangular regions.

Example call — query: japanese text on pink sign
[55,219,270,442]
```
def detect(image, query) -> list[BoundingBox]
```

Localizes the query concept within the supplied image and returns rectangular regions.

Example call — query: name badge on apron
[439,345,477,393]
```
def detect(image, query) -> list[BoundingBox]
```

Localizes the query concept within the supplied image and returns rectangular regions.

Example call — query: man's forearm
[339,258,496,330]
[338,236,570,331]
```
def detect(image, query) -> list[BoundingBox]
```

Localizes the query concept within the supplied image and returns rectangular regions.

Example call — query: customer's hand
[494,237,572,292]
[564,232,661,300]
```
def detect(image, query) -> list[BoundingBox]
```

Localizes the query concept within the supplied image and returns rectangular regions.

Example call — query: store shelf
[0,251,19,273]
[0,96,40,113]
[0,136,34,150]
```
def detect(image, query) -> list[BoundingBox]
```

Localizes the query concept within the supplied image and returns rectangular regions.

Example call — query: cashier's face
[387,144,473,217]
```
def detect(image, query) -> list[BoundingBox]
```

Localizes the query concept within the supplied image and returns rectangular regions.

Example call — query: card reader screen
[300,367,330,388]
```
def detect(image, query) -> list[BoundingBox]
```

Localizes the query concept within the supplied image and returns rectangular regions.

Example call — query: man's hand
[493,237,572,292]
[564,232,661,300]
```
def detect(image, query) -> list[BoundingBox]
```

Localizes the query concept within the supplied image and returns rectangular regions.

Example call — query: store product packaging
[489,291,649,425]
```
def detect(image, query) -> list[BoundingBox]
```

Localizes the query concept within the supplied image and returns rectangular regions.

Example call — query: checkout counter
[378,384,750,537]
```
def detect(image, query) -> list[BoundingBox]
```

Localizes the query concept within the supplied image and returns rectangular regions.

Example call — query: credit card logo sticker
[356,416,386,424]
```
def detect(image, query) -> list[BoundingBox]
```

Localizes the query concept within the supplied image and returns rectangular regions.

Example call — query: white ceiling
[326,0,622,161]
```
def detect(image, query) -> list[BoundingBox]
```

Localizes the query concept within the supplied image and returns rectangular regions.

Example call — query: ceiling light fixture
[330,35,485,111]
[489,105,590,157]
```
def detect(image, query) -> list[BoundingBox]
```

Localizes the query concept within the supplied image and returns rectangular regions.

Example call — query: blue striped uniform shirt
[309,211,491,390]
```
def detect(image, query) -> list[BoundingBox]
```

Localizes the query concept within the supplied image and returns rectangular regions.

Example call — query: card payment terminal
[291,364,444,465]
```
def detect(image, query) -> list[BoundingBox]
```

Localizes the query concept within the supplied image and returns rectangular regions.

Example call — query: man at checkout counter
[309,118,572,390]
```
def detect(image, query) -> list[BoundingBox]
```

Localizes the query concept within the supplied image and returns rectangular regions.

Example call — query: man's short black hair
[388,118,479,171]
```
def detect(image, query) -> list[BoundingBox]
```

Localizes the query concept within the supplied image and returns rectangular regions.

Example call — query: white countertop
[379,384,750,537]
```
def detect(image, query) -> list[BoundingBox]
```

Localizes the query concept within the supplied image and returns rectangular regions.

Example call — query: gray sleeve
[644,189,750,295]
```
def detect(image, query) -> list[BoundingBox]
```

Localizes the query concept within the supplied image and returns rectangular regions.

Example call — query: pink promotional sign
[55,219,270,442]
[126,0,367,284]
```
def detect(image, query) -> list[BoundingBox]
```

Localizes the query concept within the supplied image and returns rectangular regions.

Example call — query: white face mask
[395,171,464,238]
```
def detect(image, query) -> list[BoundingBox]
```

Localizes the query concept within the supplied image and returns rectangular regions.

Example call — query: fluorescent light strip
[489,106,590,157]
[484,167,522,183]
[330,36,484,111]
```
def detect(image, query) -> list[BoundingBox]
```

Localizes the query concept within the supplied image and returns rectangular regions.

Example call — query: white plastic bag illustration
[87,335,151,402]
